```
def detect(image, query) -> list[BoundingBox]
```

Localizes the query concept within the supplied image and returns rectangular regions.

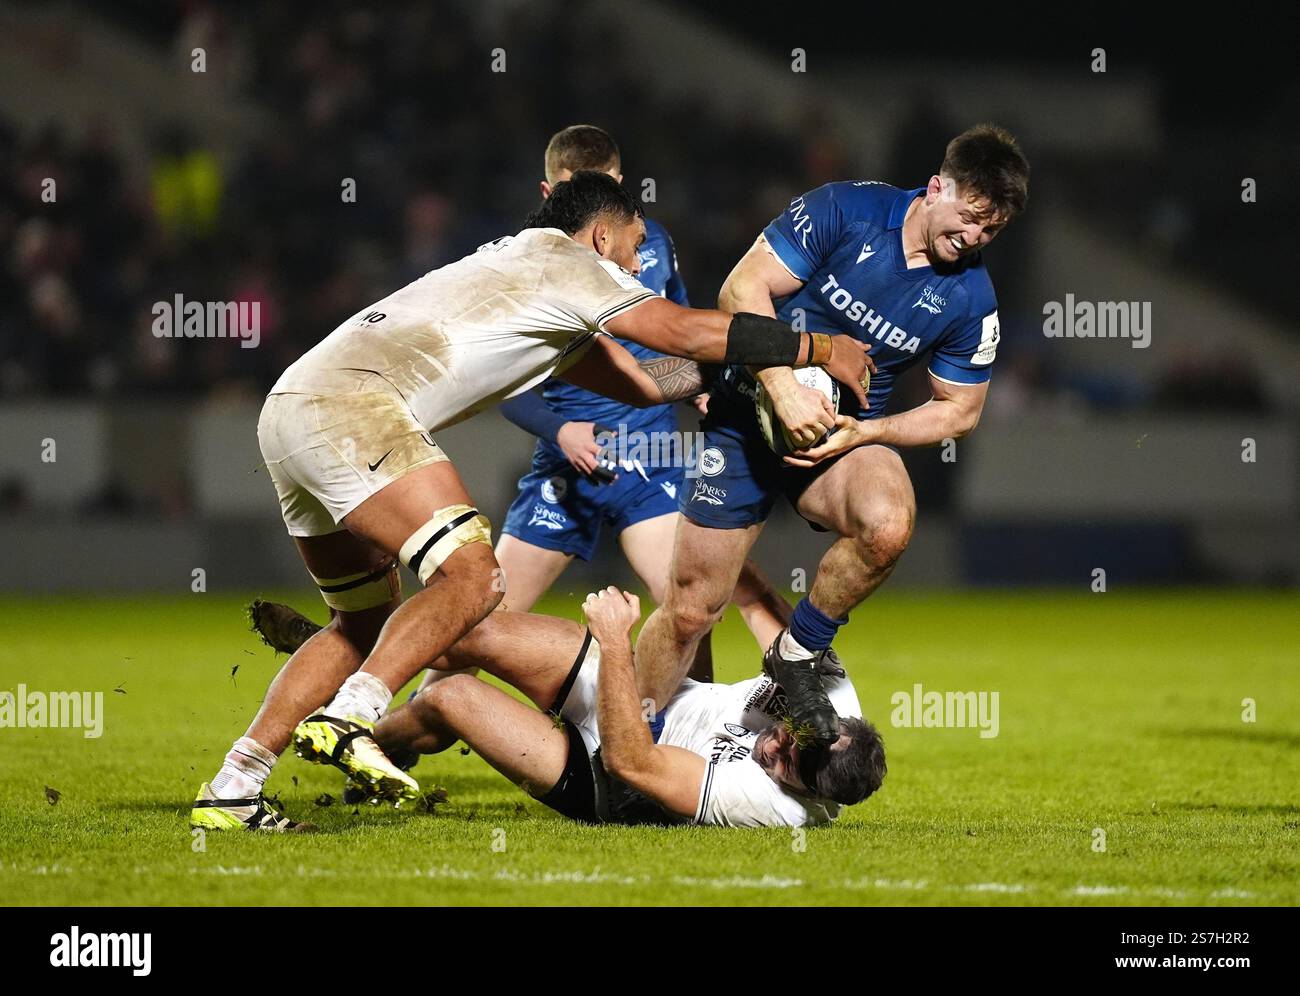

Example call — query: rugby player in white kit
[352,588,886,827]
[191,172,873,832]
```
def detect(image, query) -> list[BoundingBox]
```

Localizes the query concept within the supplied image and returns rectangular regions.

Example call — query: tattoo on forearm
[640,356,704,402]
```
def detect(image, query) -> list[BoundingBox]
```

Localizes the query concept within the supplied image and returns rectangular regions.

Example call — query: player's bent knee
[669,597,725,641]
[398,504,494,586]
[418,672,479,718]
[856,505,915,564]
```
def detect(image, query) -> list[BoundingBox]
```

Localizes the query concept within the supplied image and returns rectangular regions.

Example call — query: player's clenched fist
[582,586,641,641]
[769,374,836,449]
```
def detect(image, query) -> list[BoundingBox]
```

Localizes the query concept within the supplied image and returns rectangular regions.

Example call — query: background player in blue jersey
[494,126,795,681]
[635,125,1030,742]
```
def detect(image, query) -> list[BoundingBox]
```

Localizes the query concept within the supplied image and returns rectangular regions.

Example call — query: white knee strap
[311,560,399,612]
[399,504,492,584]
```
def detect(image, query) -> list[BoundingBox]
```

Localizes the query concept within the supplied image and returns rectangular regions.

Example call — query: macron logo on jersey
[856,244,876,264]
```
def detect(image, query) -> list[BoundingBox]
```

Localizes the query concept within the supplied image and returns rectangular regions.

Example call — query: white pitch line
[0,862,1258,901]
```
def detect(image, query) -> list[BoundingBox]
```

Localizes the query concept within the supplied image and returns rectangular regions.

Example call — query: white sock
[210,737,277,799]
[325,672,392,725]
[779,630,816,662]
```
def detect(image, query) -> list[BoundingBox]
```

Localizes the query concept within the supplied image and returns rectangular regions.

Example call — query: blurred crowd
[0,0,1279,418]
[2,0,830,401]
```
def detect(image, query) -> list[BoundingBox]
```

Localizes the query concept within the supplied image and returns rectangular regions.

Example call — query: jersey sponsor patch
[542,476,567,503]
[698,446,726,476]
[973,311,1000,365]
[597,258,645,292]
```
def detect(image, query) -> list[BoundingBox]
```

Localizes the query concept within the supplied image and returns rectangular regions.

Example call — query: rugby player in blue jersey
[635,125,1030,744]
[494,126,792,681]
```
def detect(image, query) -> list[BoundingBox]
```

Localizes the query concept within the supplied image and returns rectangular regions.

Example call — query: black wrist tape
[724,313,801,367]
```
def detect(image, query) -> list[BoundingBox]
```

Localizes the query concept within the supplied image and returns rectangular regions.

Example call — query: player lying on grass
[192,171,873,832]
[242,591,886,828]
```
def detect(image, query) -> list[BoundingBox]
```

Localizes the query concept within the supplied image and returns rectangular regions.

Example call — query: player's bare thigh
[493,534,573,612]
[342,460,483,558]
[417,674,570,797]
[665,516,765,612]
[794,445,916,541]
[439,609,590,709]
[617,512,679,602]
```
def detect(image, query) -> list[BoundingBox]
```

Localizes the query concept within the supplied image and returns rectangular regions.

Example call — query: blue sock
[789,598,847,652]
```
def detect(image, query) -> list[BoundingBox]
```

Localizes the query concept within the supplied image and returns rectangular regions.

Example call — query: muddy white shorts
[257,373,448,537]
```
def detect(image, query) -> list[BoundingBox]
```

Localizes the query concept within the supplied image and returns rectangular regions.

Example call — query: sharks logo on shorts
[527,504,566,530]
[691,480,727,506]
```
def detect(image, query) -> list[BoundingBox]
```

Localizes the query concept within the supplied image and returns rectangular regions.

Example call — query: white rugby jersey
[271,228,656,432]
[658,670,863,828]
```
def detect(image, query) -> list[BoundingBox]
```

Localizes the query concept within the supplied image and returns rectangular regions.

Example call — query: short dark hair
[545,124,621,183]
[941,124,1030,223]
[809,716,887,806]
[523,170,641,235]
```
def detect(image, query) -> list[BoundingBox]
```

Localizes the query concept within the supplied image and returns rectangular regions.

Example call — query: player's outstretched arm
[560,333,705,407]
[583,587,705,820]
[604,298,871,411]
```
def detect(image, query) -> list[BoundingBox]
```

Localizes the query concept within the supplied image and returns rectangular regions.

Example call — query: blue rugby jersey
[715,181,999,418]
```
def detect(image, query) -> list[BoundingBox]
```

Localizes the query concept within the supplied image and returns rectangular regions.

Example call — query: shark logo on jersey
[856,244,876,264]
[912,285,946,316]
[637,246,660,272]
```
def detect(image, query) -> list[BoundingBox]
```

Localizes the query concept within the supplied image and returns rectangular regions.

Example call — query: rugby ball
[755,366,840,456]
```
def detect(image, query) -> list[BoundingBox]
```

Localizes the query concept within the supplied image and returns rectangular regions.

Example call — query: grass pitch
[1,589,1296,906]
